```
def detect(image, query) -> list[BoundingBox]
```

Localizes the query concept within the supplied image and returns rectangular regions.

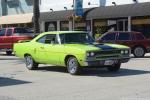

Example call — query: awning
[0,13,33,25]
[86,2,150,20]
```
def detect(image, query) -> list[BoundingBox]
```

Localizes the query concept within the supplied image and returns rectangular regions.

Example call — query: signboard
[74,0,83,16]
[99,0,106,7]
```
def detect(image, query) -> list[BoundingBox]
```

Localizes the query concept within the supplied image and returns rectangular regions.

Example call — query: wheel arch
[24,53,31,57]
[64,55,77,66]
[132,45,147,53]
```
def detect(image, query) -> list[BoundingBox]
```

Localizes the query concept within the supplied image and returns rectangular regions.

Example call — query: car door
[116,32,133,47]
[34,34,63,65]
[33,35,48,63]
[44,34,63,65]
[0,29,7,49]
[100,32,116,43]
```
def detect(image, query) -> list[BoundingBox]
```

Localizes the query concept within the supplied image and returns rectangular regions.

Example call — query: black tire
[66,57,80,75]
[133,46,145,58]
[107,62,121,72]
[24,55,38,70]
[6,51,12,55]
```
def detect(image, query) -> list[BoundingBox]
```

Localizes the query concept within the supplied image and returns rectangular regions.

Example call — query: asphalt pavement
[0,52,150,100]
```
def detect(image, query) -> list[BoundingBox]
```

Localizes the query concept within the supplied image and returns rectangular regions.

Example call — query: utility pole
[73,0,75,31]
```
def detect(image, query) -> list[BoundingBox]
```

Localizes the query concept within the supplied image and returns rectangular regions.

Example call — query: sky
[40,0,150,12]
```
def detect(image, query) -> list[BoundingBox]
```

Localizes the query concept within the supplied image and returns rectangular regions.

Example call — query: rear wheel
[66,57,80,75]
[24,55,38,70]
[107,62,121,72]
[133,46,145,58]
[6,51,12,55]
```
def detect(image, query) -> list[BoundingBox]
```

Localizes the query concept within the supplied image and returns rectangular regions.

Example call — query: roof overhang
[0,13,33,25]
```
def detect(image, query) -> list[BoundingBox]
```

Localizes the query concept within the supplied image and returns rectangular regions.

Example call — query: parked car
[97,31,150,57]
[0,27,34,55]
[13,31,130,75]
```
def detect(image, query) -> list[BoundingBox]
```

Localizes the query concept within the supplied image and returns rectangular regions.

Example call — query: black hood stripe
[93,44,117,50]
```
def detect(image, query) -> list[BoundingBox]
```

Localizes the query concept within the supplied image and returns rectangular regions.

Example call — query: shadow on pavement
[80,68,150,77]
[35,66,150,77]
[36,66,67,73]
[0,77,31,87]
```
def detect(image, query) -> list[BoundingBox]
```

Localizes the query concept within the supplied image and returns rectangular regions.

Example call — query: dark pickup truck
[0,27,34,55]
[97,31,150,57]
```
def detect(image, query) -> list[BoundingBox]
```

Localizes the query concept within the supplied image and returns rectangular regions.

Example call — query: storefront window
[45,22,57,32]
[132,18,150,38]
[60,21,69,31]
[74,22,86,31]
[93,20,108,38]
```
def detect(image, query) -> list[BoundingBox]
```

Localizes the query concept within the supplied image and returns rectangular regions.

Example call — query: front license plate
[104,60,114,65]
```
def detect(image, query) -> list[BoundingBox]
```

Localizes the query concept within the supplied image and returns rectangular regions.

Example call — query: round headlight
[90,52,95,56]
[121,50,124,54]
[125,50,129,54]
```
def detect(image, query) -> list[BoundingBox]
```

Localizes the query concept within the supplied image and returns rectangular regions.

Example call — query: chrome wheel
[133,47,145,58]
[24,55,38,70]
[67,57,80,75]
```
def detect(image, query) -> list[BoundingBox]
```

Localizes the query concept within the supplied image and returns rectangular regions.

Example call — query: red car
[97,31,150,57]
[0,27,34,55]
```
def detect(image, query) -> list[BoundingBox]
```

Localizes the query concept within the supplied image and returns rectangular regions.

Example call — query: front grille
[96,55,119,59]
[95,50,121,55]
[94,50,121,60]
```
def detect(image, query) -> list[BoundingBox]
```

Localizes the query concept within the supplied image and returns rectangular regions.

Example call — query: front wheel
[24,55,38,70]
[107,62,121,72]
[66,57,80,75]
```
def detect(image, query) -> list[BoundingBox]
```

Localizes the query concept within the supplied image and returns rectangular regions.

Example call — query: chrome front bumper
[84,57,130,67]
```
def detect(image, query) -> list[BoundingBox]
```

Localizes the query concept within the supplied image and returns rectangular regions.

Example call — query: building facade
[0,0,150,38]
[0,0,33,28]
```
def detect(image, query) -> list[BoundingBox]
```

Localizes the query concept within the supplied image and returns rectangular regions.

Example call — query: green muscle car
[13,31,130,75]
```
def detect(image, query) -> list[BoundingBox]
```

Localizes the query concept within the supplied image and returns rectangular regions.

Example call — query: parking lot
[0,53,150,100]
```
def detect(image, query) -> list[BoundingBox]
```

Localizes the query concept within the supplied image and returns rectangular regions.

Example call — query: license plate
[104,60,114,65]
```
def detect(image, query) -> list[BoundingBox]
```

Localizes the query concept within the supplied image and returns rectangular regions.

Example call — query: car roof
[106,31,141,34]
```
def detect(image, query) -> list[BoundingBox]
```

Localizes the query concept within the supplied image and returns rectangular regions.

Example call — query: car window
[37,34,58,44]
[118,32,130,41]
[6,29,13,36]
[0,29,6,36]
[134,33,145,40]
[13,28,34,36]
[101,33,116,41]
[59,33,94,44]
[37,35,47,43]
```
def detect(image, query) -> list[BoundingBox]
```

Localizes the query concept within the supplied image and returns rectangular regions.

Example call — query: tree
[33,0,40,34]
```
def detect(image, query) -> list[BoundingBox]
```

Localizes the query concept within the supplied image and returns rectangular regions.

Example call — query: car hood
[64,43,129,53]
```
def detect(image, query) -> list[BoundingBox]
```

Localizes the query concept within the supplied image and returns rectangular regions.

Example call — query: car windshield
[59,33,94,44]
